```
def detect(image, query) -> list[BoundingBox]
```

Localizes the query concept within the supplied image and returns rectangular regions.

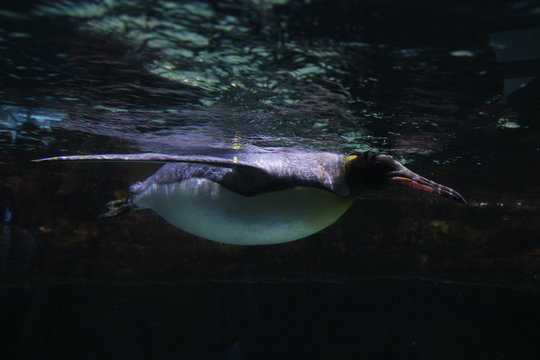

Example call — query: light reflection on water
[1,0,520,163]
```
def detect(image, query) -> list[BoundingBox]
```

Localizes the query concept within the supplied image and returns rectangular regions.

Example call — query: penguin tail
[99,197,134,218]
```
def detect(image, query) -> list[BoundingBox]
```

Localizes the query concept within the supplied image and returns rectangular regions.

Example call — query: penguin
[33,150,466,245]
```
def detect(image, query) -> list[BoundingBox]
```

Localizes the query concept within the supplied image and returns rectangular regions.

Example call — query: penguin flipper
[32,153,256,169]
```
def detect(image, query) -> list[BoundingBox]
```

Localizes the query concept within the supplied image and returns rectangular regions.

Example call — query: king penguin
[34,150,466,245]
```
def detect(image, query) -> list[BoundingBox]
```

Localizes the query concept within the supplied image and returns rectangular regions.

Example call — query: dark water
[1,0,540,358]
[2,281,540,359]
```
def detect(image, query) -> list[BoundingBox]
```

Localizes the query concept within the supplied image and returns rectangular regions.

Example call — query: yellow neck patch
[342,154,357,171]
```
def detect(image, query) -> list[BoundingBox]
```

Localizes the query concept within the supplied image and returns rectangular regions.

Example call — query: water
[1,0,540,358]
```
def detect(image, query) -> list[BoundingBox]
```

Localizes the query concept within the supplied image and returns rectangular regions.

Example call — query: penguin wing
[33,153,342,196]
[32,153,257,169]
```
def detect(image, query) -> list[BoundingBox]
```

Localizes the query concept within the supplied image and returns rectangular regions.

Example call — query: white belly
[132,178,353,245]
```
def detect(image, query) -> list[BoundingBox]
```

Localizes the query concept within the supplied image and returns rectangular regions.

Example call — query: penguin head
[344,152,466,203]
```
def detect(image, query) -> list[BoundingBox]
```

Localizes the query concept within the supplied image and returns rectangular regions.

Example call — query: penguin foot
[99,198,134,218]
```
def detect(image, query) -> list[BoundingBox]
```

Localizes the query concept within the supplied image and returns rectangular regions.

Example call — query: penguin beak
[388,169,467,204]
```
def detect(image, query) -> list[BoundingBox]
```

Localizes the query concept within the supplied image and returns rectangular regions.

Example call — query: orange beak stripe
[389,176,438,194]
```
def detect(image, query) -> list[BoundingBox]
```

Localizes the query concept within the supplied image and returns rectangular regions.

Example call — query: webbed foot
[99,198,134,218]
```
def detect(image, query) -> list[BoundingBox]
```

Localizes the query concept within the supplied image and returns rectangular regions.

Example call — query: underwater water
[1,0,540,358]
